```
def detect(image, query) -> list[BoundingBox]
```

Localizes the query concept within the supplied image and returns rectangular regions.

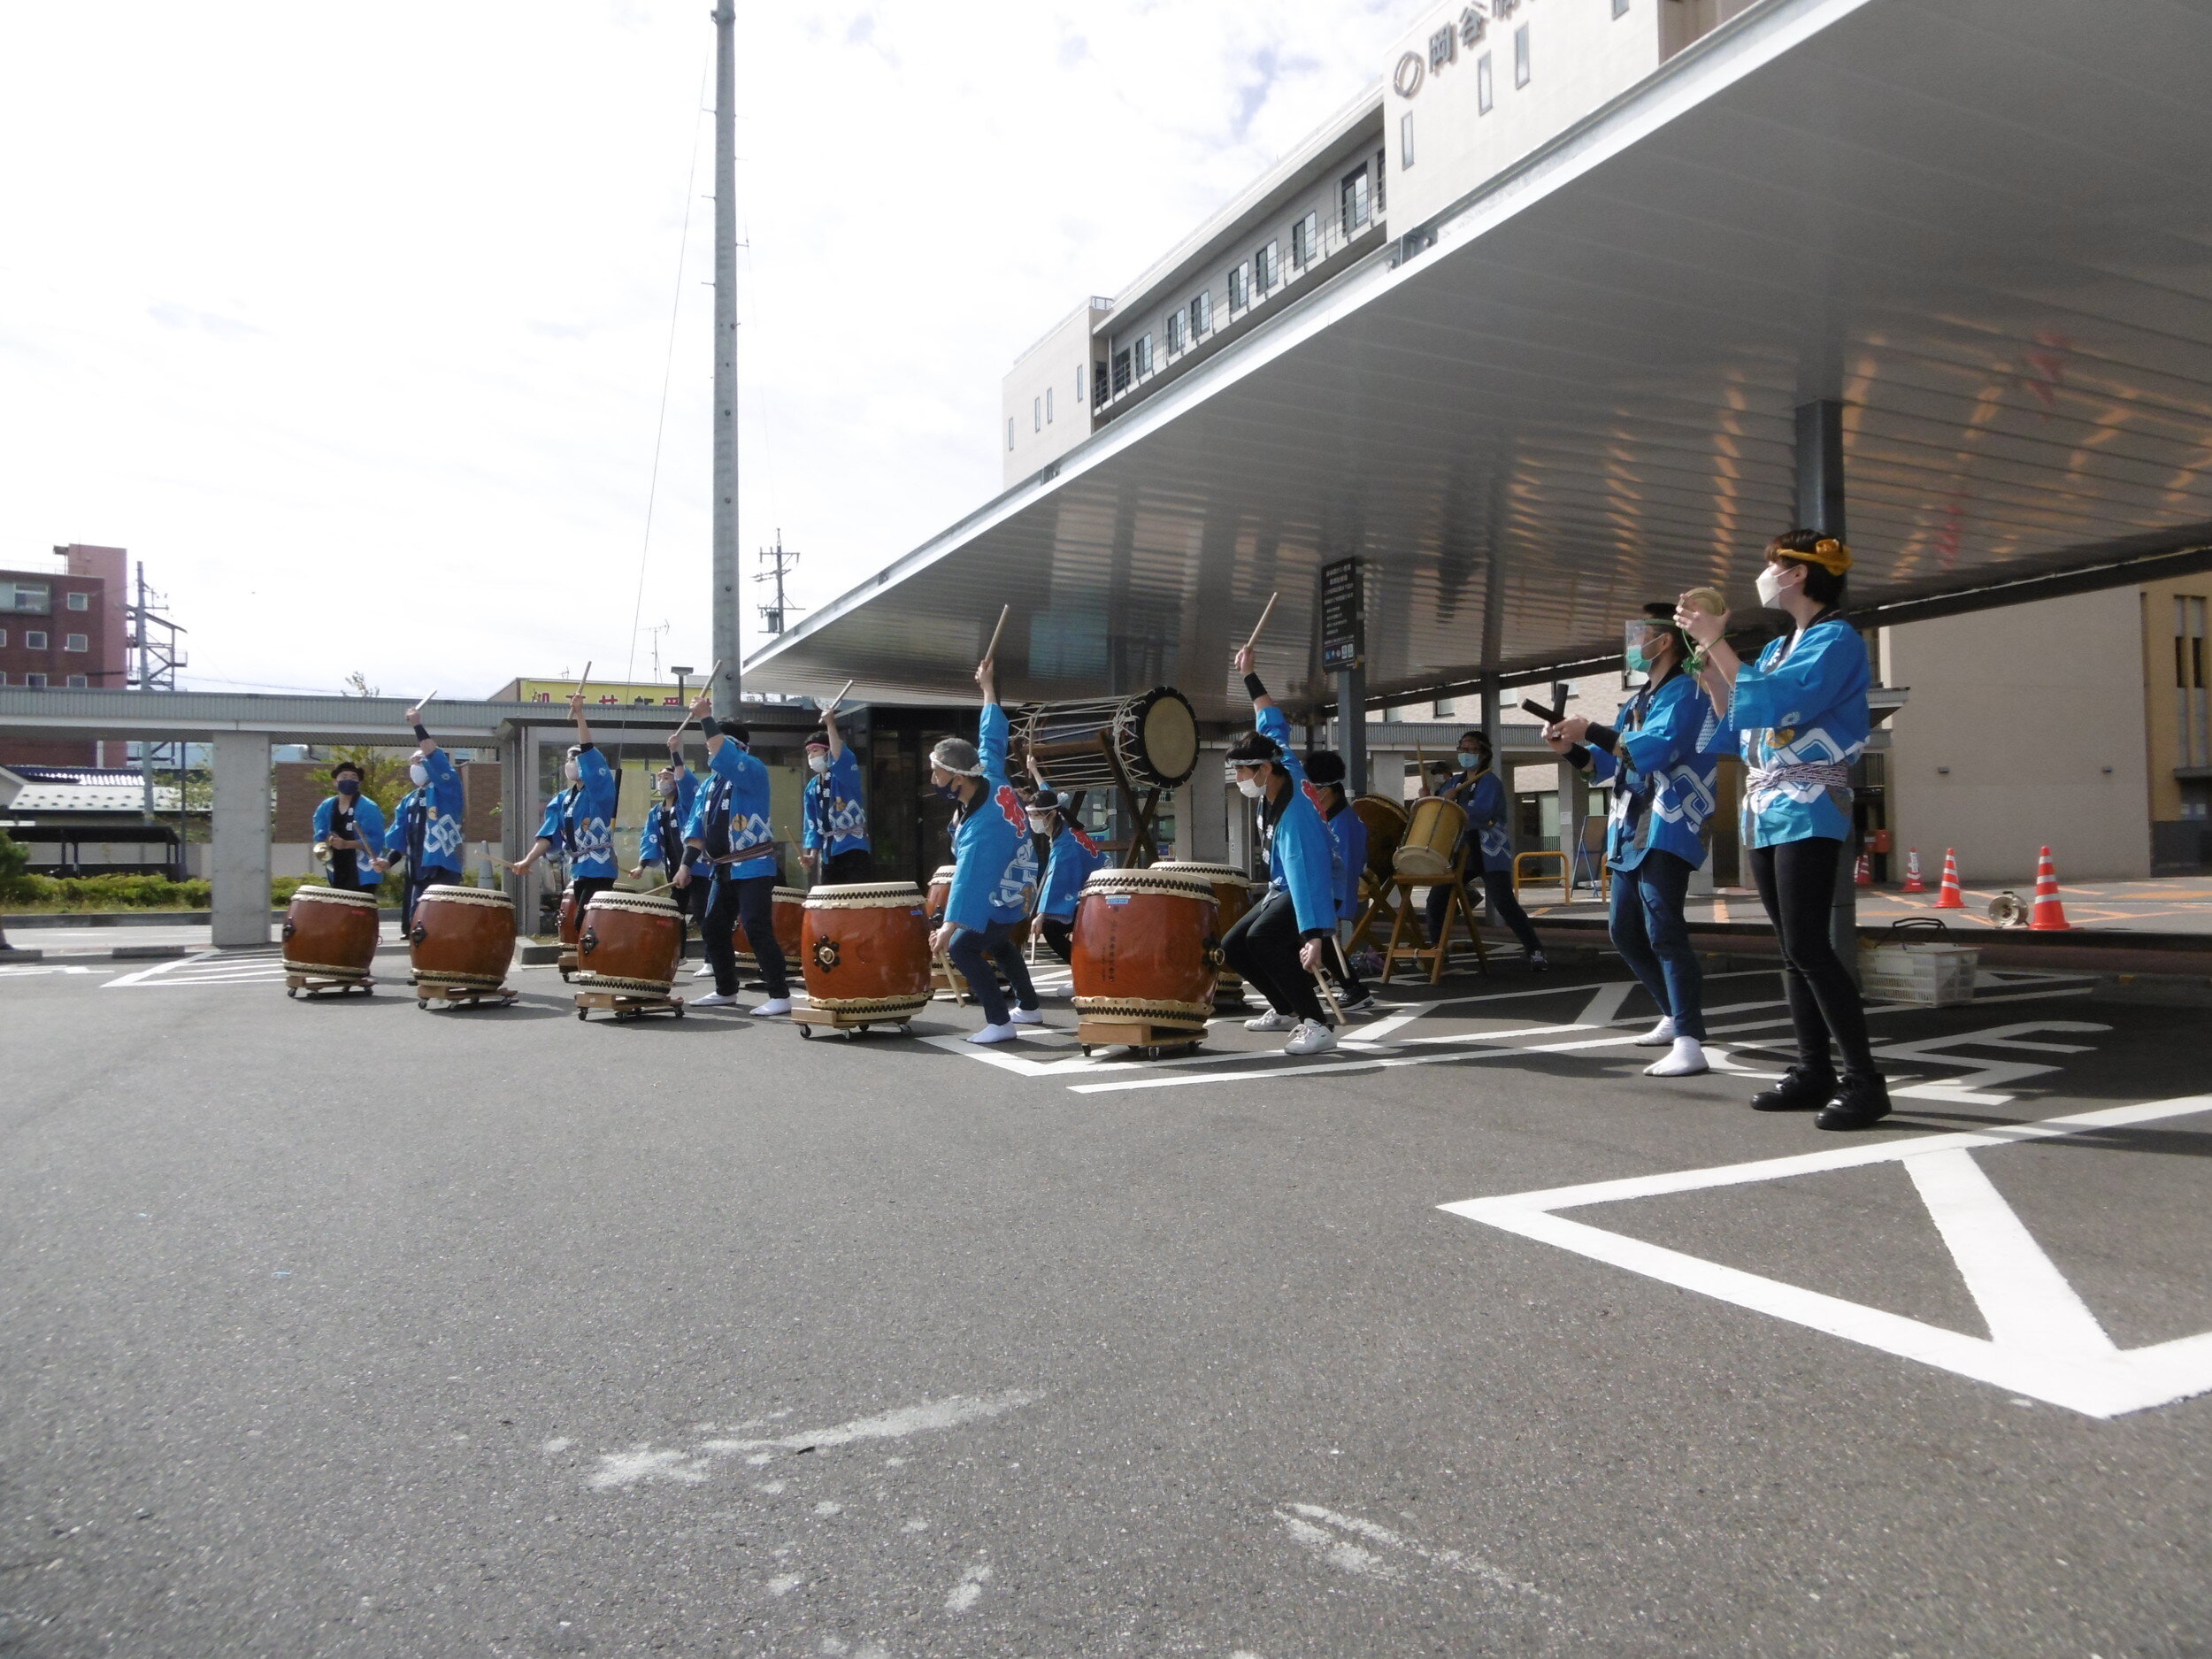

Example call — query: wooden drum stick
[981,604,1010,665]
[1243,591,1279,652]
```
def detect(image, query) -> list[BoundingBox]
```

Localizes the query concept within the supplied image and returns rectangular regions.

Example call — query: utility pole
[710,0,741,718]
[755,529,803,636]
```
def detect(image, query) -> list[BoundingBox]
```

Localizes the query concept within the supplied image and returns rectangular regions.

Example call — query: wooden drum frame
[1350,795,1410,883]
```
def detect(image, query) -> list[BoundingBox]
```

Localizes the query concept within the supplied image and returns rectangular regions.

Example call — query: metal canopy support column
[209,732,270,949]
[710,0,741,717]
[1796,397,1858,981]
[1336,663,1367,796]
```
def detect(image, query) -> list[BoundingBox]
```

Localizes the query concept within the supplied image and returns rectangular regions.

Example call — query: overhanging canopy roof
[751,0,2212,720]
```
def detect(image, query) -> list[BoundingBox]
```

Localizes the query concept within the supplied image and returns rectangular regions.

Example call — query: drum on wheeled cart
[1153,860,1260,1007]
[733,885,807,968]
[574,889,687,1020]
[1070,866,1220,1058]
[793,881,933,1039]
[281,883,380,996]
[411,886,518,1009]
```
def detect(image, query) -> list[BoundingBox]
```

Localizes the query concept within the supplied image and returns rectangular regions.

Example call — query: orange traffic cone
[1901,848,1926,893]
[1934,849,1964,909]
[1853,852,1872,887]
[2029,846,2070,931]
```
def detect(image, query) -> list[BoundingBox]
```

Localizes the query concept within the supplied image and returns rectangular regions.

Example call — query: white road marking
[1275,1503,1553,1601]
[0,964,111,977]
[588,1390,1038,1491]
[104,949,290,989]
[944,1556,993,1613]
[1440,1091,2212,1419]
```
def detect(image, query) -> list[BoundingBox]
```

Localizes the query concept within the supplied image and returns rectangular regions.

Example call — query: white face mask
[1755,565,1787,608]
[659,777,679,796]
[409,762,428,787]
[1236,777,1263,800]
[563,760,580,783]
[808,753,831,773]
[1026,814,1053,834]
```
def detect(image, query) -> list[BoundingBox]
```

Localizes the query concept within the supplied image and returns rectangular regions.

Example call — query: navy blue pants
[949,919,1038,1026]
[703,871,788,999]
[1608,849,1704,1041]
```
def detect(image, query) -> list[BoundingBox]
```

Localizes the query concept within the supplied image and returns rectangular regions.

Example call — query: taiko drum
[1070,867,1220,1034]
[926,863,1028,993]
[411,886,517,990]
[576,890,686,996]
[1153,860,1259,995]
[1350,795,1409,882]
[800,882,933,1020]
[557,881,581,948]
[1394,795,1467,881]
[281,883,380,981]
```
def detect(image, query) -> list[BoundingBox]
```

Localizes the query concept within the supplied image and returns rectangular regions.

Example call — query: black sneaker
[1749,1066,1837,1112]
[1816,1074,1893,1132]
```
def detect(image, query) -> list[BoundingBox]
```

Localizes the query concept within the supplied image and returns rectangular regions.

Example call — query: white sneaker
[1644,1037,1708,1078]
[966,1022,1020,1045]
[1633,1016,1678,1048]
[1283,1019,1338,1056]
[691,963,716,979]
[690,991,737,1008]
[1244,1010,1296,1033]
[752,997,793,1017]
[1008,1007,1045,1025]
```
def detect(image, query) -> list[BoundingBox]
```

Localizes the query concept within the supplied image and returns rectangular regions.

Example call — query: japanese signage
[1319,557,1364,673]
[1396,0,1524,96]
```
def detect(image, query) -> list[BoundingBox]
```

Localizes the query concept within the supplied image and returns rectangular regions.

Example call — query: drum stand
[792,1004,916,1040]
[1075,1014,1204,1062]
[414,976,519,1010]
[574,987,684,1021]
[284,968,374,998]
[1379,850,1490,984]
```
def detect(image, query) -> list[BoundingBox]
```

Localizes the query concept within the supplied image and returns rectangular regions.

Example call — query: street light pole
[710,0,741,718]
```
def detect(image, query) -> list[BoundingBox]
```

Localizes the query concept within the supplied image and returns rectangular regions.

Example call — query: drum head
[1126,687,1199,787]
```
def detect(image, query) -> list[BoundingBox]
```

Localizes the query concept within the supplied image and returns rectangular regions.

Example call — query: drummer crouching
[1221,729,1340,1057]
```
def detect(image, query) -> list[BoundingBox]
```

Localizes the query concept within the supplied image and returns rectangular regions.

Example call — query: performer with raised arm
[509,690,620,916]
[1678,530,1888,1130]
[1025,761,1104,967]
[672,689,792,1015]
[1302,749,1378,1016]
[632,741,708,960]
[312,762,386,899]
[801,693,873,883]
[926,657,1042,1044]
[1226,646,1341,1056]
[1543,603,1722,1079]
[1423,730,1548,971]
[375,703,465,927]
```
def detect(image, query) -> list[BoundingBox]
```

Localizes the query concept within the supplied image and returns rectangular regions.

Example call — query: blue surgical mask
[934,781,959,801]
[1455,750,1479,771]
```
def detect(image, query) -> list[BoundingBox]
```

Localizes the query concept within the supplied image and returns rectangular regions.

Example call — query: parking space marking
[104,949,290,989]
[1440,1091,2212,1418]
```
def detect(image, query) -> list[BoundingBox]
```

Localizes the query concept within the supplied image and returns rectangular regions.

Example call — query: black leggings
[822,848,875,883]
[1040,918,1075,965]
[1426,869,1544,957]
[1746,835,1878,1080]
[703,871,788,999]
[1222,890,1324,1024]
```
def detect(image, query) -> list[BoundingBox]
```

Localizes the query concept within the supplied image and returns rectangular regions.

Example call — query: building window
[66,673,88,687]
[0,629,6,648]
[1166,311,1186,354]
[25,672,47,688]
[1291,211,1318,270]
[1133,334,1154,376]
[1008,417,1016,452]
[1341,164,1371,235]
[1478,52,1494,113]
[1033,396,1042,433]
[1045,386,1055,424]
[25,630,48,649]
[1515,23,1531,87]
[1613,0,1629,16]
[1094,360,1109,404]
[1112,349,1131,394]
[64,634,88,652]
[1402,113,1417,165]
[1375,147,1387,211]
[1256,240,1280,292]
[1227,262,1249,311]
[1191,290,1212,337]
[1075,364,1085,404]
[2180,595,2209,769]
[66,591,90,611]
[2,581,49,615]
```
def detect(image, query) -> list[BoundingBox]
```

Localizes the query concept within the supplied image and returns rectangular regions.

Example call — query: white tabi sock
[1644,1036,1707,1078]
[1633,1016,1677,1047]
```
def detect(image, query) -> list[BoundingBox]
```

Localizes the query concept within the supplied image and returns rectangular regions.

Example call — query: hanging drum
[1011,687,1200,791]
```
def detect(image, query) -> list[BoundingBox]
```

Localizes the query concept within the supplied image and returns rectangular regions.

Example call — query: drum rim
[1153,860,1255,881]
[1122,685,1199,787]
[288,884,379,909]
[417,886,515,907]
[804,881,926,907]
[1079,867,1217,899]
[585,892,682,914]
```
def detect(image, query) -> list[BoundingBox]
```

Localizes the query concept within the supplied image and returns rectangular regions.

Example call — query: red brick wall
[275,758,502,845]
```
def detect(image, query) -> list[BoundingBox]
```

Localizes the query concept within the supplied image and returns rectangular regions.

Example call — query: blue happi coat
[1251,705,1340,935]
[1037,820,1105,921]
[943,703,1038,933]
[803,749,871,860]
[384,748,465,874]
[1323,803,1367,920]
[311,793,387,887]
[638,771,709,877]
[534,747,618,879]
[1726,613,1870,849]
[685,733,780,882]
[1431,764,1514,875]
[1584,668,1723,872]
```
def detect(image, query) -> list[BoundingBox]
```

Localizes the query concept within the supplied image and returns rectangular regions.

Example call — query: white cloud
[0,0,1404,699]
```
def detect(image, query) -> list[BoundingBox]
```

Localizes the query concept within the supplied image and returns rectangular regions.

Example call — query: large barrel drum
[1351,795,1409,882]
[577,890,685,997]
[1394,795,1467,881]
[733,885,806,964]
[1011,687,1200,790]
[1070,867,1220,1035]
[281,884,380,982]
[801,882,933,1020]
[411,886,517,990]
[1153,860,1259,997]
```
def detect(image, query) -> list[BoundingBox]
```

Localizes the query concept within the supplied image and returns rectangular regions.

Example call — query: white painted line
[1440,1091,2212,1418]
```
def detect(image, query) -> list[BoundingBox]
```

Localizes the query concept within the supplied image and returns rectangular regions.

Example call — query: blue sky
[0,1,1404,699]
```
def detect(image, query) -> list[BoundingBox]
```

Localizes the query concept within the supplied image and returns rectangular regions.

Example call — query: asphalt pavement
[2,949,2207,1657]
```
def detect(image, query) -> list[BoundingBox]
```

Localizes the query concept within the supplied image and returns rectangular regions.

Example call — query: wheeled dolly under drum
[414,977,518,1010]
[285,971,374,998]
[791,1005,915,1041]
[574,989,684,1022]
[1075,1016,1203,1060]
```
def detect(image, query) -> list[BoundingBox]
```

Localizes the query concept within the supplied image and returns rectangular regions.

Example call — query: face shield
[1624,618,1674,676]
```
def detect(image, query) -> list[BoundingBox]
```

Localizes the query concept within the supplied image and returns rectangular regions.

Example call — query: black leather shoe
[1749,1066,1837,1112]
[1816,1074,1893,1131]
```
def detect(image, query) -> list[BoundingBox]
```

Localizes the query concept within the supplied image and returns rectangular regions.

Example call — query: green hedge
[273,874,405,908]
[0,872,213,910]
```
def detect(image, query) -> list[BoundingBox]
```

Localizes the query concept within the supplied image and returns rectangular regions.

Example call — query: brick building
[0,545,131,767]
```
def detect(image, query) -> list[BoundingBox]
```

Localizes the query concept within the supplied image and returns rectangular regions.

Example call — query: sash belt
[1747,759,1851,796]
